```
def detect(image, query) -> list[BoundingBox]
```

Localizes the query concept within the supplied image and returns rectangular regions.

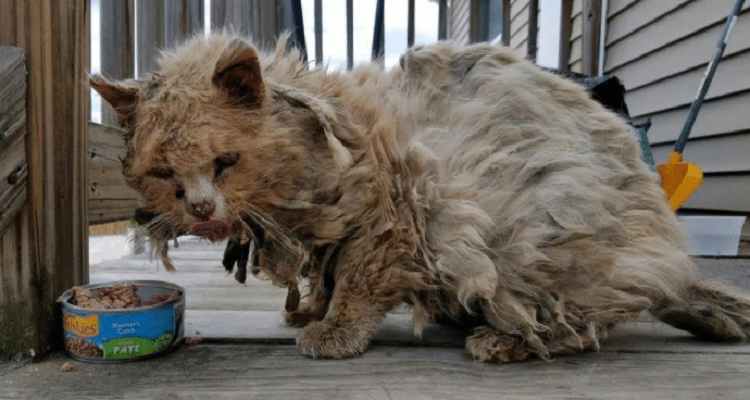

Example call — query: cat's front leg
[296,249,404,358]
[284,268,331,327]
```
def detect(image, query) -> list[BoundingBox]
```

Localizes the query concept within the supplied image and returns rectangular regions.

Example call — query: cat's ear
[213,39,265,110]
[90,75,141,129]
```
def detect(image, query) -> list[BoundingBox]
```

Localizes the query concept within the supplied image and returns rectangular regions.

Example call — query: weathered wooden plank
[185,311,468,346]
[625,50,750,117]
[0,131,27,236]
[88,122,140,224]
[651,132,750,174]
[604,0,750,71]
[211,0,252,37]
[606,0,693,46]
[0,0,89,361]
[607,10,750,88]
[165,0,204,48]
[558,0,573,69]
[0,47,26,236]
[638,92,750,144]
[210,0,284,51]
[136,0,165,77]
[99,0,134,125]
[7,342,750,399]
[184,311,750,357]
[581,0,601,75]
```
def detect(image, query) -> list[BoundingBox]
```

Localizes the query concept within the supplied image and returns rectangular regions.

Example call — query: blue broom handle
[675,0,745,153]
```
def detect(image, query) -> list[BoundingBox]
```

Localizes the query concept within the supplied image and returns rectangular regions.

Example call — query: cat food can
[59,280,185,363]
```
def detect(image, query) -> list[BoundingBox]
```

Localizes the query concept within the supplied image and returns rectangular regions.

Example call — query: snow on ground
[89,235,132,267]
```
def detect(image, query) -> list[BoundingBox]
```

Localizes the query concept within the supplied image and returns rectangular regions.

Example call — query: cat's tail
[652,279,750,342]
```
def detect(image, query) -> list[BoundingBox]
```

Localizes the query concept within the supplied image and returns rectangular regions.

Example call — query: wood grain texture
[210,0,283,51]
[5,341,750,399]
[0,0,89,361]
[136,0,165,77]
[581,0,600,76]
[88,122,140,224]
[165,0,204,48]
[0,47,26,235]
[99,0,134,126]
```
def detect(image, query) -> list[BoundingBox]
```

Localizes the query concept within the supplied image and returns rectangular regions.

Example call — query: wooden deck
[3,236,750,399]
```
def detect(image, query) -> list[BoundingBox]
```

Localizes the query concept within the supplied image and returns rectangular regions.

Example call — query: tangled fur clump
[91,32,750,362]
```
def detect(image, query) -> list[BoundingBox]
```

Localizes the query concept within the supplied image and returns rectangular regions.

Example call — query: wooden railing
[90,0,448,225]
[91,0,300,225]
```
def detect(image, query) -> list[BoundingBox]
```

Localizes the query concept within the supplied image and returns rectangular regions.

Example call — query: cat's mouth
[190,220,231,241]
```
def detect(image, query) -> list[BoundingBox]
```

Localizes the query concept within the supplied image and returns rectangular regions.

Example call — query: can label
[63,304,179,360]
[64,314,100,338]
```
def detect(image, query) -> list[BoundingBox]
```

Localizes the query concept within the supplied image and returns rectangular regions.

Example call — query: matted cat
[91,32,750,362]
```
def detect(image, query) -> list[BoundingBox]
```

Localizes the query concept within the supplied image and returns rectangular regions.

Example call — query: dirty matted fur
[91,32,750,362]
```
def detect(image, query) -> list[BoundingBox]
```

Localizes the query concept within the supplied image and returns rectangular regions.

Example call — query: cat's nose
[188,199,215,220]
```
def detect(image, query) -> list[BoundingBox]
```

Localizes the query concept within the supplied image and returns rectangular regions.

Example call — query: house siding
[450,0,472,45]
[601,0,750,213]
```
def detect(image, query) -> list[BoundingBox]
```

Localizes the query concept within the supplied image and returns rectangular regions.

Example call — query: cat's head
[91,36,298,243]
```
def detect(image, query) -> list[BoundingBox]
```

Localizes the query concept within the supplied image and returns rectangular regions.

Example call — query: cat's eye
[175,187,185,199]
[215,152,240,176]
[147,167,174,180]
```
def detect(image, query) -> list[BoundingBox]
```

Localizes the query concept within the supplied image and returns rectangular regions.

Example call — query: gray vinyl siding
[450,0,472,45]
[602,0,750,213]
[568,0,583,72]
[509,0,530,52]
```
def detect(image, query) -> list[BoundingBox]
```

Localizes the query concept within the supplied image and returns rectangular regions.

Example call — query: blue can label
[63,304,179,360]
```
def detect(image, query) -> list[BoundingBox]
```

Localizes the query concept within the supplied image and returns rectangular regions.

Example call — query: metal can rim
[59,280,186,313]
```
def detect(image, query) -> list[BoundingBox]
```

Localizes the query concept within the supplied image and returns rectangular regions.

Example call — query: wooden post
[314,0,323,65]
[408,0,415,47]
[559,0,573,71]
[136,0,165,77]
[211,0,283,52]
[0,0,89,360]
[88,122,140,225]
[0,48,27,237]
[527,0,539,62]
[582,0,601,76]
[100,0,135,126]
[438,0,448,41]
[347,0,354,70]
[502,0,511,46]
[165,0,204,48]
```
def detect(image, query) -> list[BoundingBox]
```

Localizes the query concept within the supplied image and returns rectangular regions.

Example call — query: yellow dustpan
[657,0,743,211]
[657,152,703,212]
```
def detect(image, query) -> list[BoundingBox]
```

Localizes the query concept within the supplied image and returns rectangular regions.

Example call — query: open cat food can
[59,280,185,363]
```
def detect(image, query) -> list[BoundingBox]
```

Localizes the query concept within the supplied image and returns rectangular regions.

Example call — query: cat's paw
[296,321,368,359]
[284,309,319,327]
